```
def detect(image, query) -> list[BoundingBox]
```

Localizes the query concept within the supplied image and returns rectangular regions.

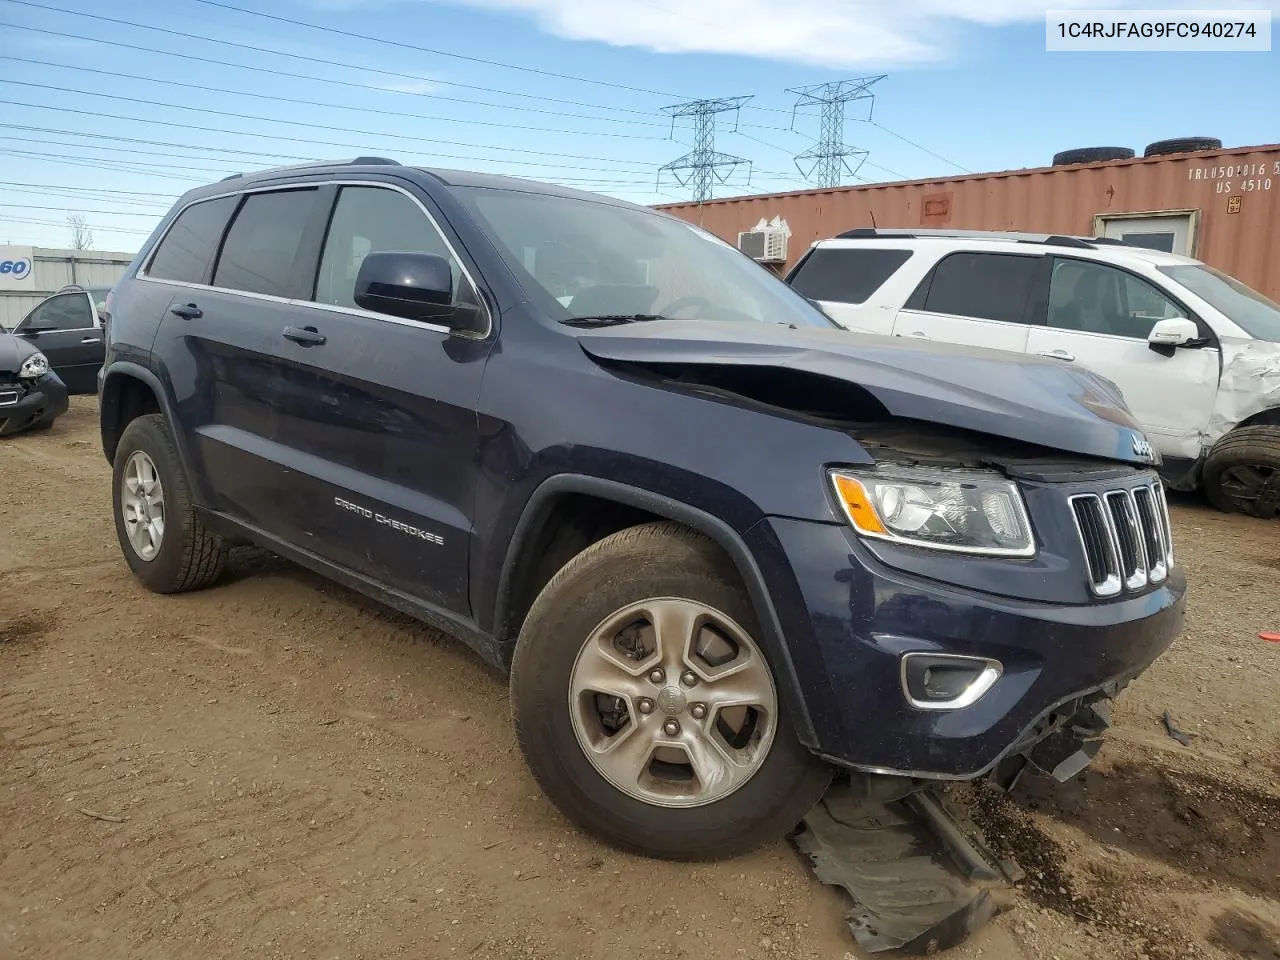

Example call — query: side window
[788,248,913,304]
[1047,259,1183,338]
[147,196,238,284]
[17,292,93,332]
[314,185,471,312]
[213,189,319,298]
[915,252,1040,323]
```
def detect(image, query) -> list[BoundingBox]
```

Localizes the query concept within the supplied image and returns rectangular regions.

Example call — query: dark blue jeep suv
[99,158,1185,861]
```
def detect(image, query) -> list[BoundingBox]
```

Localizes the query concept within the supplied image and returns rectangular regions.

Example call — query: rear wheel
[112,414,228,592]
[1202,425,1280,518]
[510,522,832,860]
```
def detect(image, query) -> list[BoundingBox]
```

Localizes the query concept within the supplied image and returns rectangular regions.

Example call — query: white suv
[786,229,1280,517]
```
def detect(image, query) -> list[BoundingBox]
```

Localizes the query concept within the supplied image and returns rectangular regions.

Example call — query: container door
[1100,214,1193,255]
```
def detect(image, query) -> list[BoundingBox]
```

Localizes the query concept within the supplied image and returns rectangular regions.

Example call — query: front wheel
[510,522,832,861]
[1202,425,1280,518]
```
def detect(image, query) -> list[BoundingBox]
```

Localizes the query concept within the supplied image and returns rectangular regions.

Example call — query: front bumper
[750,517,1185,780]
[0,373,69,435]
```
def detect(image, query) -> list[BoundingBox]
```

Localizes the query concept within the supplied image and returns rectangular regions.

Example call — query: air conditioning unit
[737,217,790,263]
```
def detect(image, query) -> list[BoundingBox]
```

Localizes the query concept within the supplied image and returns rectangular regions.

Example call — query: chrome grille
[1070,481,1173,597]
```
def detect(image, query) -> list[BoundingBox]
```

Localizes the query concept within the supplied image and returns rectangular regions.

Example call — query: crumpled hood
[0,333,38,377]
[576,320,1157,466]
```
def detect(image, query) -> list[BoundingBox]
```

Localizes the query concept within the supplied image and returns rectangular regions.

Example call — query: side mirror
[354,251,474,329]
[18,320,56,336]
[1147,317,1199,349]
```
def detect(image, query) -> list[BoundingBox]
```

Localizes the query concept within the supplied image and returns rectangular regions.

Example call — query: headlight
[19,352,49,379]
[830,466,1035,557]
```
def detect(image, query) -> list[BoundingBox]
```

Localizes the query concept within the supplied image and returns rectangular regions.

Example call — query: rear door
[262,181,491,616]
[891,251,1044,353]
[785,246,914,334]
[1025,257,1220,461]
[12,291,101,393]
[145,186,328,534]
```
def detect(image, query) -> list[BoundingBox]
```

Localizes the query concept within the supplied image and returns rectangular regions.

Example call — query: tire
[510,521,833,861]
[1143,137,1222,158]
[1052,146,1135,166]
[112,414,228,592]
[1202,425,1280,518]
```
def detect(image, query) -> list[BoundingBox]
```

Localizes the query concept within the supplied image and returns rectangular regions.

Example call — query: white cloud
[420,0,1274,68]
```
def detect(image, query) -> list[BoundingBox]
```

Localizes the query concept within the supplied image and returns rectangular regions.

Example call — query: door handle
[81,337,102,344]
[170,303,202,320]
[903,330,931,340]
[1039,349,1075,362]
[282,325,326,346]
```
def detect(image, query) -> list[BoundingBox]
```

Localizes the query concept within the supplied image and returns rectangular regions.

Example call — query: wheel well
[501,494,678,642]
[100,373,161,463]
[1237,408,1280,429]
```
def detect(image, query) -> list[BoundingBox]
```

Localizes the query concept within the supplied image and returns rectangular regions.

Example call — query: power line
[0,124,694,180]
[864,120,971,173]
[0,20,664,123]
[0,203,161,217]
[2,97,667,166]
[1,79,664,144]
[0,214,152,236]
[0,2,668,120]
[0,185,174,208]
[0,180,178,198]
[0,57,671,140]
[189,0,683,99]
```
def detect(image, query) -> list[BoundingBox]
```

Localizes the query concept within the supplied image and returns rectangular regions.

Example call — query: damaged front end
[793,690,1123,954]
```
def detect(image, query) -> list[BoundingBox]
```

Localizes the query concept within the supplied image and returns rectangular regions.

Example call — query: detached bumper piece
[988,695,1115,792]
[792,781,1022,954]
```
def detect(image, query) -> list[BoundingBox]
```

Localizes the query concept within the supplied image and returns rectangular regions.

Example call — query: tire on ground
[1201,425,1280,518]
[509,521,832,861]
[1052,146,1135,166]
[112,413,228,592]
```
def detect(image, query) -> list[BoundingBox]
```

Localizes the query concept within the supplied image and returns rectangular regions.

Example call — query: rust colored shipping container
[656,144,1280,301]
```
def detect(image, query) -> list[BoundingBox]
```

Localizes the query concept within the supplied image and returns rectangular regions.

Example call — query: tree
[67,214,94,251]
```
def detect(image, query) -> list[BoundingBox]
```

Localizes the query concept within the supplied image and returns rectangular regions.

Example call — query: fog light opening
[900,653,1002,711]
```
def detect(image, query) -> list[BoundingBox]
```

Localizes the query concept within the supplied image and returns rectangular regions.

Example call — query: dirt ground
[2,397,1278,960]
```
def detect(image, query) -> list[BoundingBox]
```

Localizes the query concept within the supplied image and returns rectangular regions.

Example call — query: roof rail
[831,227,1133,250]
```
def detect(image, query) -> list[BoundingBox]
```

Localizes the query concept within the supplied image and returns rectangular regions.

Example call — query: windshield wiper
[559,314,670,328]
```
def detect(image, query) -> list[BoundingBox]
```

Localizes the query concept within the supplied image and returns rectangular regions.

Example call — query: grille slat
[1071,481,1172,597]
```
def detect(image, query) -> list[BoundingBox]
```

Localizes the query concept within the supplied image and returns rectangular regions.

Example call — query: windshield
[455,186,833,328]
[1159,264,1280,342]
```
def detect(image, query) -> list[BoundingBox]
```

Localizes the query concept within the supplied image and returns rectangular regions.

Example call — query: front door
[12,291,102,393]
[891,250,1043,352]
[1025,256,1219,462]
[260,182,492,616]
[1100,214,1194,255]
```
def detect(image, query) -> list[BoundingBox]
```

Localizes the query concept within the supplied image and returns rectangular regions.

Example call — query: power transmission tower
[658,96,752,202]
[787,76,884,188]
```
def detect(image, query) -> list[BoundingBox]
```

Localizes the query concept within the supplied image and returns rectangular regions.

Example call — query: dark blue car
[98,159,1185,861]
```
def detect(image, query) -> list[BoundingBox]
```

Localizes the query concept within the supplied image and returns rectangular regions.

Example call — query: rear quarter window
[911,251,1041,324]
[146,196,238,284]
[788,247,913,304]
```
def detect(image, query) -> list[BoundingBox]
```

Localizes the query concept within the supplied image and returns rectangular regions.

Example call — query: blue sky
[0,0,1276,251]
